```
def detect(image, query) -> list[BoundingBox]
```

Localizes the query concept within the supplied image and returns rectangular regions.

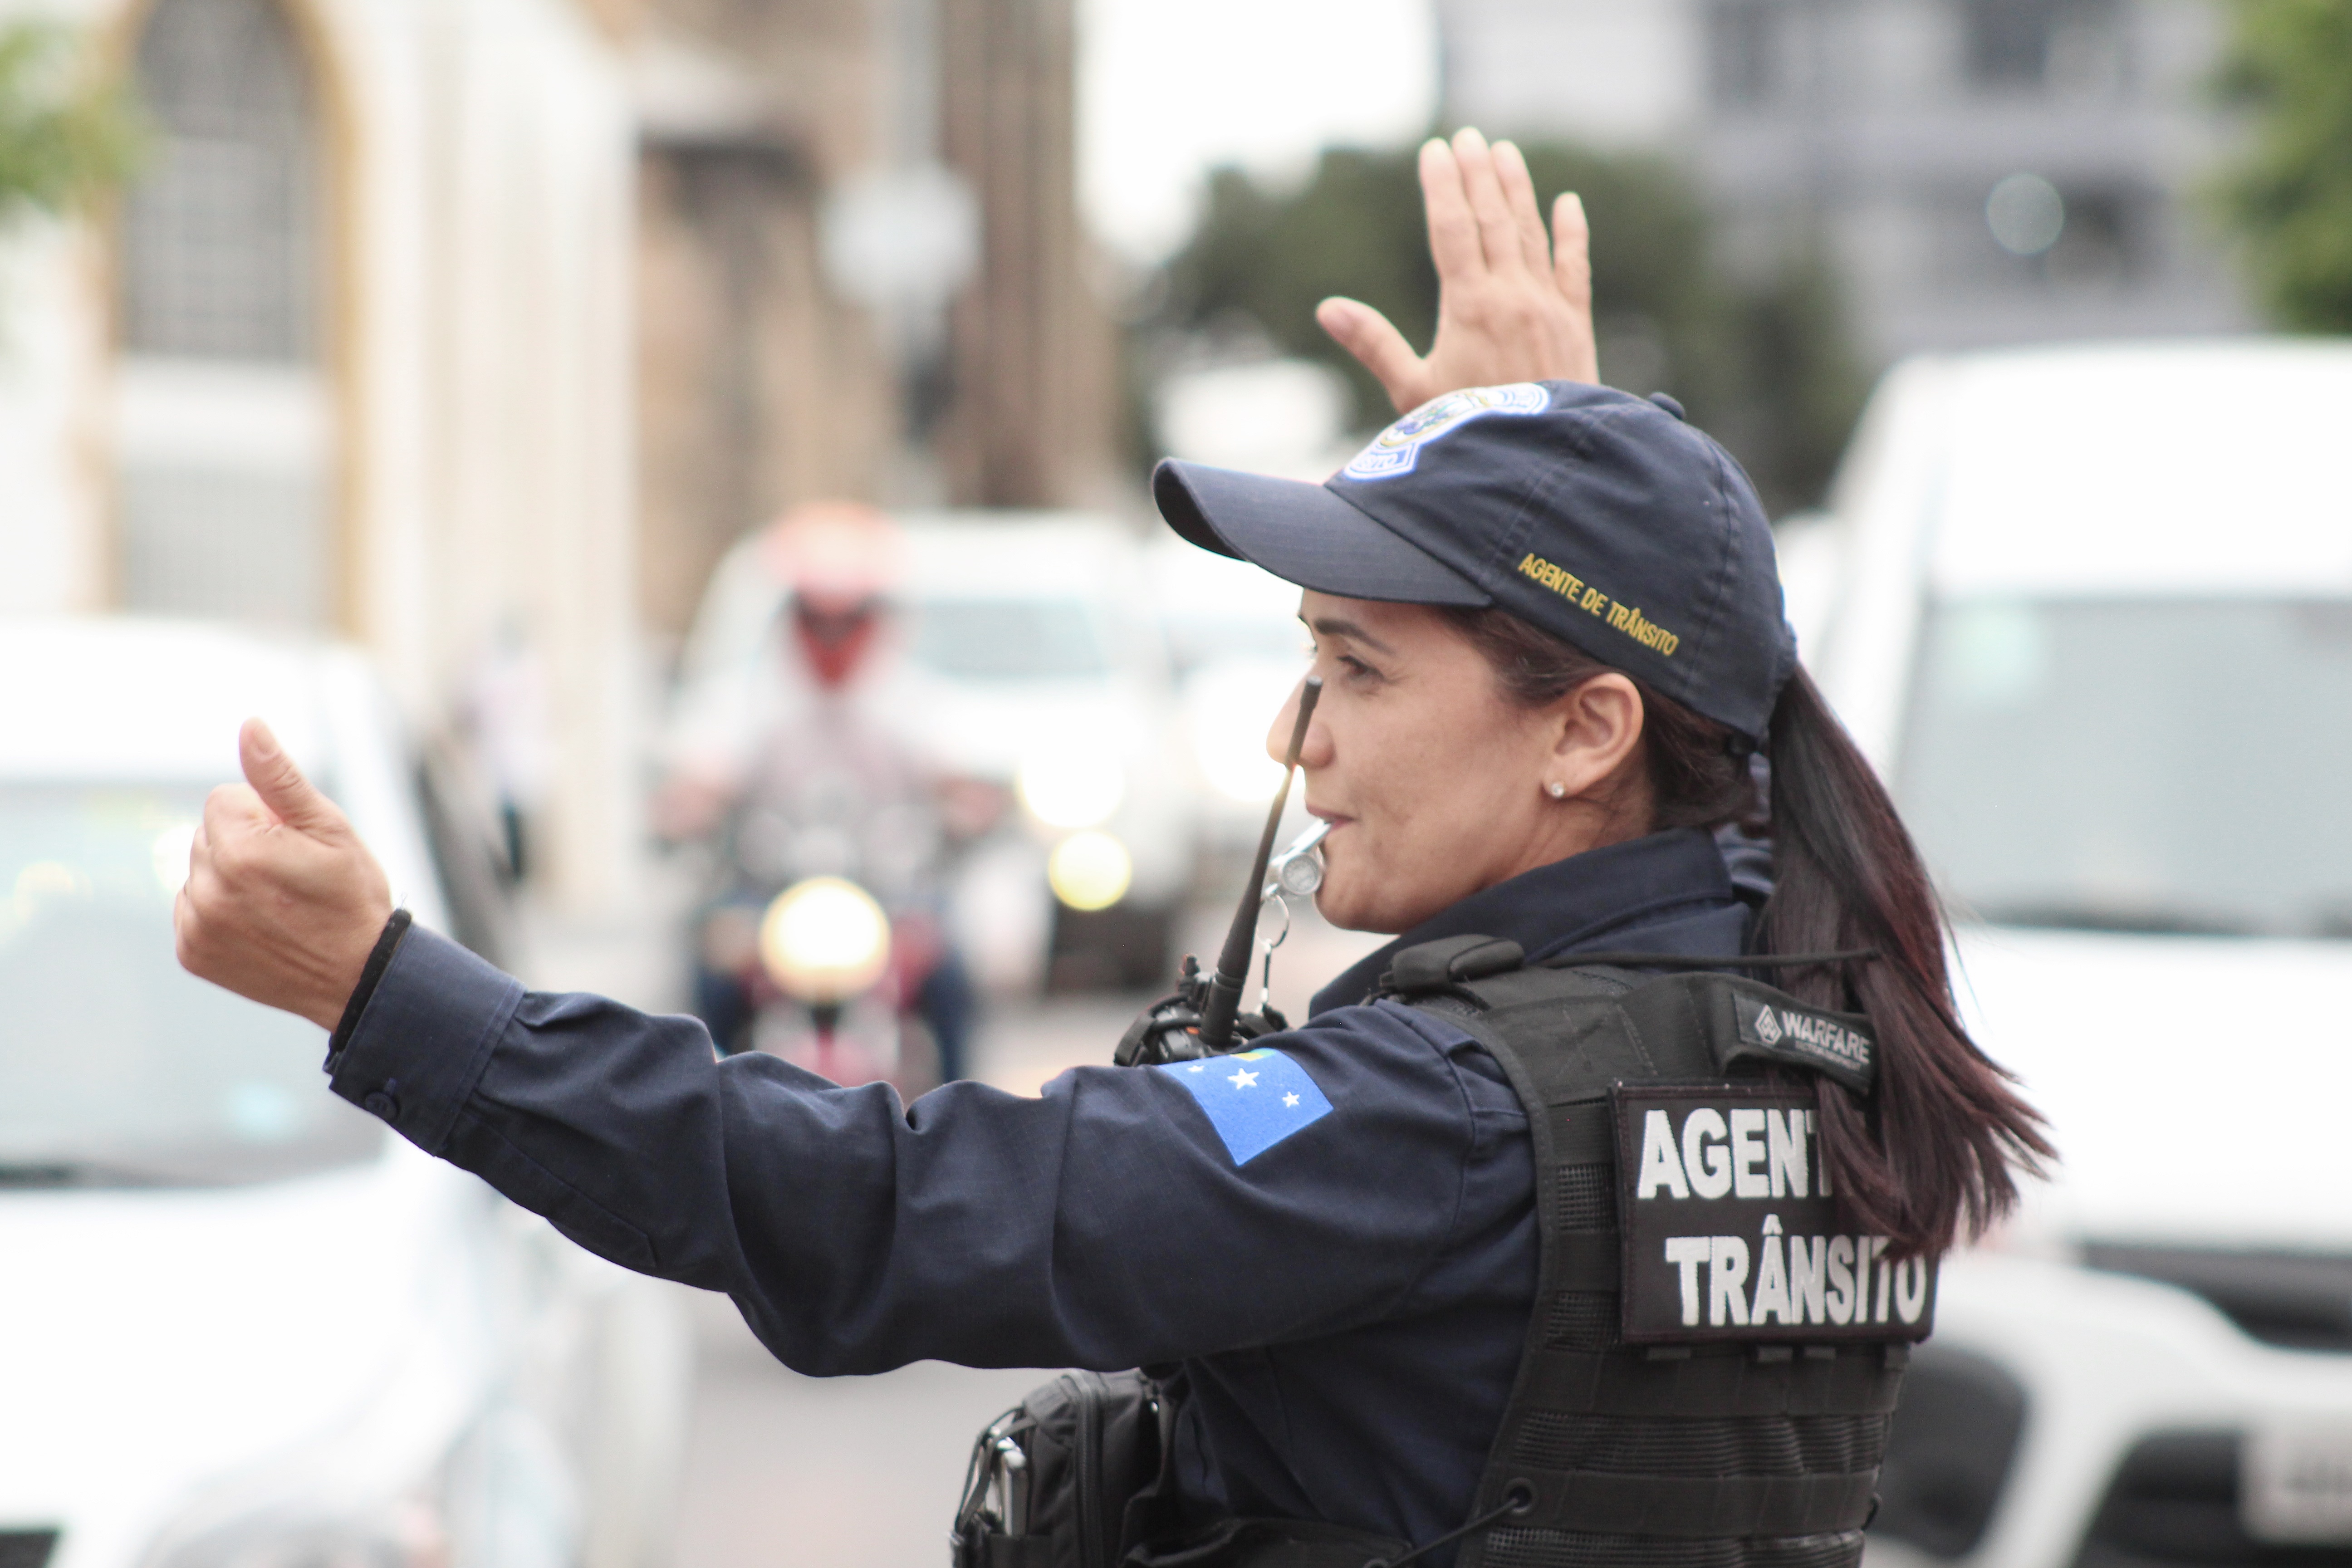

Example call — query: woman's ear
[1548,674,1646,799]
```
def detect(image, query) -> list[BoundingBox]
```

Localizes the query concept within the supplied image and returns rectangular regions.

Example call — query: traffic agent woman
[176,131,2049,1568]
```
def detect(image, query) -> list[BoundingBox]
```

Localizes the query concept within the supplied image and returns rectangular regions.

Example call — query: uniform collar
[1308,827,1749,1017]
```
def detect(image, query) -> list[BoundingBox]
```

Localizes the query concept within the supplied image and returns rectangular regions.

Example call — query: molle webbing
[1477,1526,1869,1568]
[1388,952,1901,1568]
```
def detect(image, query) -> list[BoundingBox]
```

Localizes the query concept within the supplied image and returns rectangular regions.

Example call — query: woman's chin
[1313,881,1402,937]
[1310,885,1357,932]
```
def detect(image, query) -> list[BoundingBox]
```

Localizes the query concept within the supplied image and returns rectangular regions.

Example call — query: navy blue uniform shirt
[327,828,1751,1556]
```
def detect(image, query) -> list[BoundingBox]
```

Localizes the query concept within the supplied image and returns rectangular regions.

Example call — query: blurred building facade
[629,0,1116,643]
[0,0,1115,905]
[0,0,642,909]
[1437,0,2251,362]
[1439,0,1704,149]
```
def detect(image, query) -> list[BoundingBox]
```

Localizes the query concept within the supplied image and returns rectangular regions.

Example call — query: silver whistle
[1261,818,1332,903]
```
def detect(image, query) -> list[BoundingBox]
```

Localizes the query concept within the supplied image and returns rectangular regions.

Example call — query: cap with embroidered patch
[1151,381,1796,740]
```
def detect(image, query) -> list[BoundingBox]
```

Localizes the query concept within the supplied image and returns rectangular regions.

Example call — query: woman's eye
[1304,639,1379,683]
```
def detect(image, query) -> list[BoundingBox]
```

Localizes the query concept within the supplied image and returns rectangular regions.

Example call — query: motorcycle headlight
[759,876,893,1001]
[1016,749,1125,830]
[1047,831,1132,912]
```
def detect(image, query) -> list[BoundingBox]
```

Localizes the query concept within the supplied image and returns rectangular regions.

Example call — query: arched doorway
[113,0,339,628]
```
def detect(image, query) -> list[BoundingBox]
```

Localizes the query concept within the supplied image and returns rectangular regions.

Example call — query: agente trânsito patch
[1612,1084,1935,1344]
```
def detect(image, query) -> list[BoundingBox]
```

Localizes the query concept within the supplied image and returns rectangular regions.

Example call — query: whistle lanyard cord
[1366,1483,1535,1568]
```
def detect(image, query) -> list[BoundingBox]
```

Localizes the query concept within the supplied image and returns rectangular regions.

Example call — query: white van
[1795,341,2352,1568]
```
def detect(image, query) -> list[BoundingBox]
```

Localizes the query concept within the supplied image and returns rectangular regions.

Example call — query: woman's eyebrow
[1306,615,1396,656]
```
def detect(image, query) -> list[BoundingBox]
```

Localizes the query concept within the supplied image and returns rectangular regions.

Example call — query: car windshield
[1898,598,2352,937]
[910,598,1107,680]
[0,784,383,1186]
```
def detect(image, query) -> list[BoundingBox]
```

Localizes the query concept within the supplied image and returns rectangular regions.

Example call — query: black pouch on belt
[953,1370,1178,1568]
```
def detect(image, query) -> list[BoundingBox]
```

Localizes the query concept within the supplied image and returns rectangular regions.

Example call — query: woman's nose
[1265,681,1333,769]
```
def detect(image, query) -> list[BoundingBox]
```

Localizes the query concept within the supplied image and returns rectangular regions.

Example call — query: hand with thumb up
[175,718,396,1031]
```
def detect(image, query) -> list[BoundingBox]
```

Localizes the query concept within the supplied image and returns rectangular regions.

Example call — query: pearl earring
[1546,781,1567,799]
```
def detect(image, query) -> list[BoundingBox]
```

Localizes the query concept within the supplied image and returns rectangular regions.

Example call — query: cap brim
[1153,460,1490,607]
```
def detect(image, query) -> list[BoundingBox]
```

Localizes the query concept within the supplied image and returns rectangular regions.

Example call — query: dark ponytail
[1756,669,2051,1258]
[1444,608,2051,1258]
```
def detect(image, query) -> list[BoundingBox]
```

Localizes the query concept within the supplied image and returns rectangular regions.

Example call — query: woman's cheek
[1319,839,1362,902]
[1315,847,1378,928]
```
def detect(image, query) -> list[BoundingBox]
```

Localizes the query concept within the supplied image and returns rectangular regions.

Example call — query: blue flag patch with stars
[1155,1048,1333,1165]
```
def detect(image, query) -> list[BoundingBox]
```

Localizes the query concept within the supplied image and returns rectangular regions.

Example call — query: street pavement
[666,1290,1042,1567]
[661,987,1136,1568]
[521,872,1383,1565]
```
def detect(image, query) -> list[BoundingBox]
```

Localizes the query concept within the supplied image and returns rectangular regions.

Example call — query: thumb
[240,719,347,838]
[1316,297,1426,415]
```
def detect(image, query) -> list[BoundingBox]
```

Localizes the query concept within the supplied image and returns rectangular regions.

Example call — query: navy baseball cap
[1152,380,1797,740]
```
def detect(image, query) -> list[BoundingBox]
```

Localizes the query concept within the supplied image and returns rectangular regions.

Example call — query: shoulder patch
[1156,1048,1333,1165]
[1340,382,1550,481]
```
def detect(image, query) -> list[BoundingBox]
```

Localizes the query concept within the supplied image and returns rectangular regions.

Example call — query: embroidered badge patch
[1156,1048,1333,1165]
[1340,382,1550,481]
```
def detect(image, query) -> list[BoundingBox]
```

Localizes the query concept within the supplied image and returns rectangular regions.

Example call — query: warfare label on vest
[1730,995,1875,1092]
[1612,1084,1936,1344]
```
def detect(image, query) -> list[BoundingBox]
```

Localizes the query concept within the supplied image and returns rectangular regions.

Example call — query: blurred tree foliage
[2215,0,2352,331]
[1145,143,1869,515]
[0,21,142,225]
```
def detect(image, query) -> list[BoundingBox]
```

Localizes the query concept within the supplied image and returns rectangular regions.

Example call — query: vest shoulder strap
[1374,936,1880,1097]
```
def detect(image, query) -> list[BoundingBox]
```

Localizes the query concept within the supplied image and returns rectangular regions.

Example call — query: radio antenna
[1197,676,1321,1050]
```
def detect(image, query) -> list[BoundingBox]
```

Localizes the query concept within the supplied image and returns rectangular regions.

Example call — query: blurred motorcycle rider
[657,501,976,1083]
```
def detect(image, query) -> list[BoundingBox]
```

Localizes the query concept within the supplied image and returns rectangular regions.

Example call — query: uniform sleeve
[326,926,1490,1376]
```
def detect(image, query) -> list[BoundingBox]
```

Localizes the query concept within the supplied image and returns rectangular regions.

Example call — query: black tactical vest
[959,939,1933,1568]
[1373,935,1931,1568]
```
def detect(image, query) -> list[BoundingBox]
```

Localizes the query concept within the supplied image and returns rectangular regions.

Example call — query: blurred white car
[1794,342,2352,1568]
[672,512,1194,991]
[0,620,687,1568]
[897,515,1194,988]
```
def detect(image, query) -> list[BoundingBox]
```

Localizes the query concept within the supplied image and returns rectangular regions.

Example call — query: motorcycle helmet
[760,501,907,689]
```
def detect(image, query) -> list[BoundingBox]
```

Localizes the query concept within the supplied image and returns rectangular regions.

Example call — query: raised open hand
[175,718,395,1030]
[1317,127,1599,415]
